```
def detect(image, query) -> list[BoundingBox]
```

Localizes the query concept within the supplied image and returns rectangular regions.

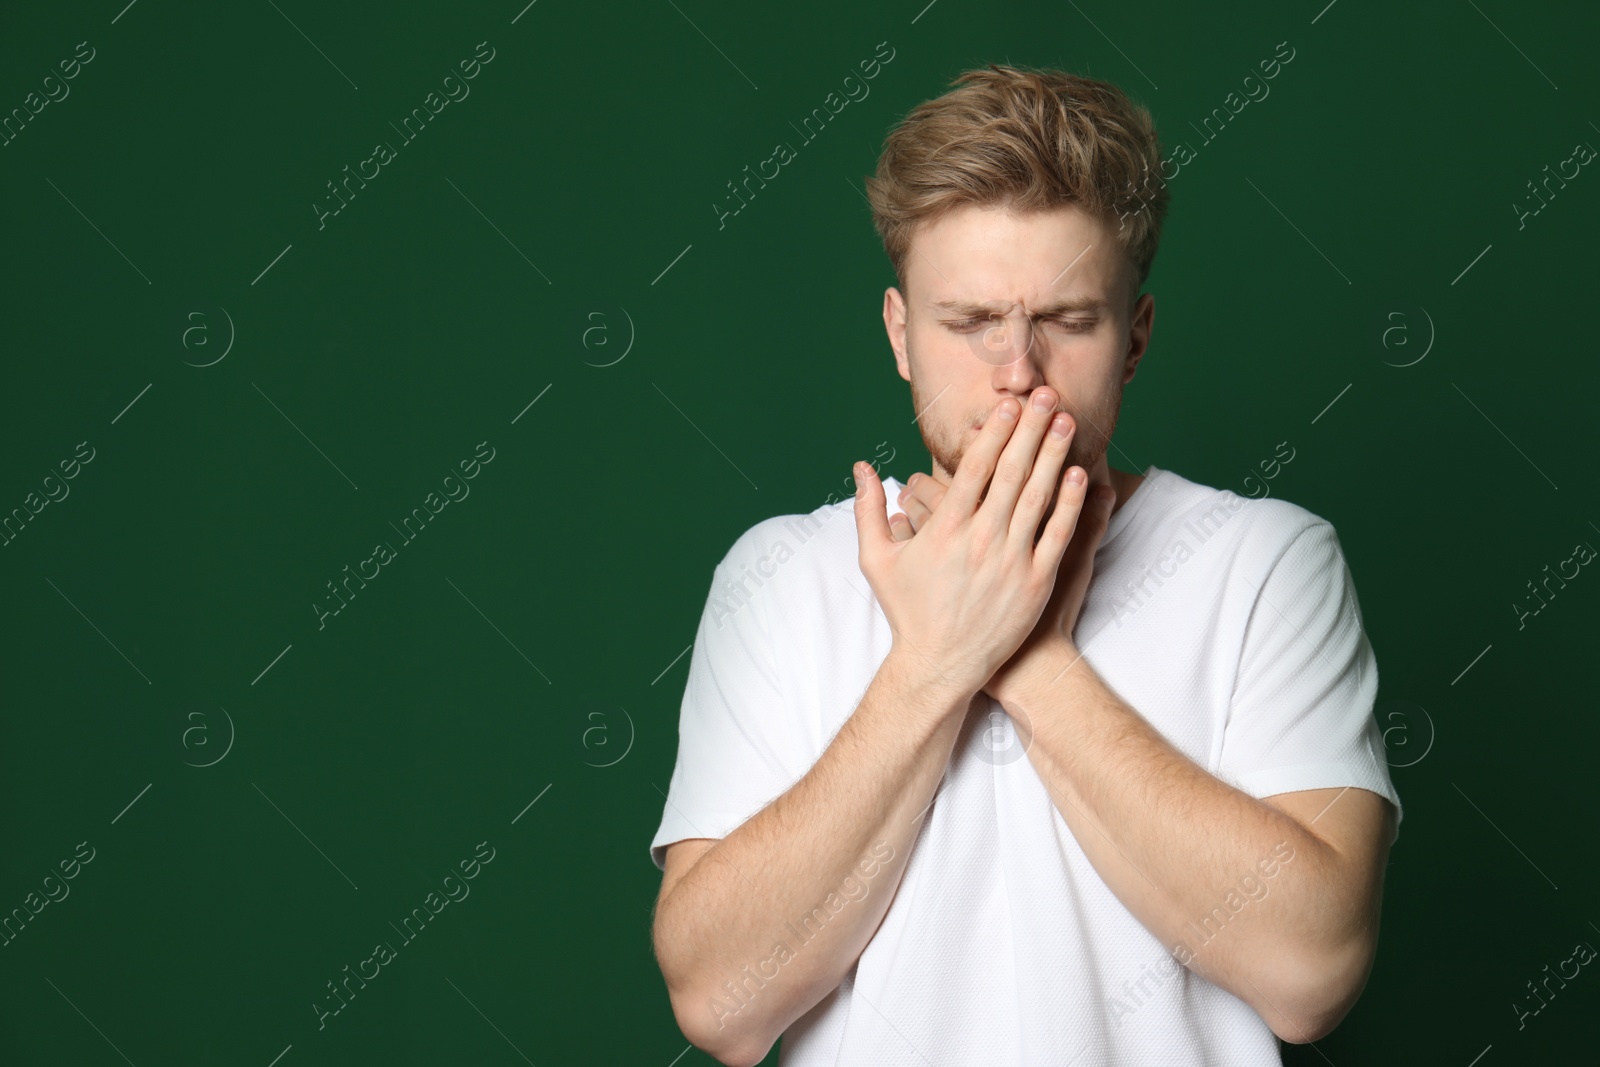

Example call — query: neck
[1106,463,1147,518]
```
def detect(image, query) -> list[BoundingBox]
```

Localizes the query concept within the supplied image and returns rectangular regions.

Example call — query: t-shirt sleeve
[1217,520,1403,840]
[649,526,810,871]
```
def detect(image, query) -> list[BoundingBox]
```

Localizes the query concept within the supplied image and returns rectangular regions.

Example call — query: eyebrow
[928,296,1108,316]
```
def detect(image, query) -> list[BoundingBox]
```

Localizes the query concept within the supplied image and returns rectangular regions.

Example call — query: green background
[2,0,1596,1062]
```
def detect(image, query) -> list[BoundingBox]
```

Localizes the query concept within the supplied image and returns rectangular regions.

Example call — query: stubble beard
[908,370,1124,512]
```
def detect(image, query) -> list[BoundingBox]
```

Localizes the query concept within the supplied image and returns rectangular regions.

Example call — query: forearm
[656,648,975,1065]
[1002,645,1346,1027]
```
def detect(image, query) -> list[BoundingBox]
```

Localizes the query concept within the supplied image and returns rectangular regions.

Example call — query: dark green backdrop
[3,0,1596,1062]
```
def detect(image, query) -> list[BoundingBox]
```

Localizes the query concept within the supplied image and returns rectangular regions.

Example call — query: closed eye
[943,318,1097,333]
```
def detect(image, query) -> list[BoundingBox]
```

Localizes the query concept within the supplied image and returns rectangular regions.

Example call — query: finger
[1063,483,1114,566]
[979,387,1063,538]
[1009,410,1075,548]
[1034,461,1089,567]
[943,396,1022,521]
[888,511,914,542]
[899,486,932,532]
[1055,485,1118,633]
[852,461,894,559]
[909,472,950,515]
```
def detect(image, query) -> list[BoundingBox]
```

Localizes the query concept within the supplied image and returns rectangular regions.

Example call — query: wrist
[882,644,982,710]
[994,633,1081,710]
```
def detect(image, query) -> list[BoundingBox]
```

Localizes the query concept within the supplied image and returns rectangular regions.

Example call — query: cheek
[915,330,971,370]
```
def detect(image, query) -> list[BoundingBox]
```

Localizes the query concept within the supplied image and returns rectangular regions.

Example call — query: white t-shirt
[650,464,1403,1066]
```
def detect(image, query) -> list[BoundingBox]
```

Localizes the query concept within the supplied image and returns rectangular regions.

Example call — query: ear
[884,286,911,383]
[1124,291,1154,385]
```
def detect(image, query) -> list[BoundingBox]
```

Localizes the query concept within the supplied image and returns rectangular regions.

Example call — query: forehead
[905,202,1125,308]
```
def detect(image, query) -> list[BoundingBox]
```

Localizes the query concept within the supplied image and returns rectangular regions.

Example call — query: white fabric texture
[650,464,1402,1066]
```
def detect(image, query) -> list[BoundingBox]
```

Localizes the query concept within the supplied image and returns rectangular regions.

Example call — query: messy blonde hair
[865,63,1168,313]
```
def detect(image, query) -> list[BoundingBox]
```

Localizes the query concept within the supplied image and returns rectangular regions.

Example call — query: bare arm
[652,647,974,1067]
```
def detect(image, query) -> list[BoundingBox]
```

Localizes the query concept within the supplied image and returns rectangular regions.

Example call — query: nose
[994,358,1048,400]
[991,334,1049,401]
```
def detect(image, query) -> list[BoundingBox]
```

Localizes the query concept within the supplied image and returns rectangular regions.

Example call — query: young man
[650,64,1401,1066]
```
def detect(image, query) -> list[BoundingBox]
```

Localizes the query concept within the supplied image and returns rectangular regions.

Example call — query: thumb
[852,461,893,556]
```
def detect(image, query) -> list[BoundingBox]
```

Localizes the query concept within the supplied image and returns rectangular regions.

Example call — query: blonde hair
[865,63,1169,312]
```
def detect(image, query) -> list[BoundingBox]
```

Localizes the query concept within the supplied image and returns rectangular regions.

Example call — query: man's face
[883,202,1153,497]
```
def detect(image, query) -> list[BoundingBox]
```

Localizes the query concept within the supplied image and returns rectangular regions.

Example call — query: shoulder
[1146,466,1343,569]
[704,476,908,627]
